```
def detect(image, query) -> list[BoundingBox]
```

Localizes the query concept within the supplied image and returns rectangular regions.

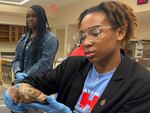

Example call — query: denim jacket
[12,31,58,77]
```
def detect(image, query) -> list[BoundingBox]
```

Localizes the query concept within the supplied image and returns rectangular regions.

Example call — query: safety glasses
[78,25,111,41]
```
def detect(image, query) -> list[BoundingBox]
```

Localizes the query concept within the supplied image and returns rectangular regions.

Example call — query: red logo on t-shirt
[79,92,99,112]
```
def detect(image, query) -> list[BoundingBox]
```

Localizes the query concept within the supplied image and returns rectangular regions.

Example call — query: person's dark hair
[77,1,138,47]
[26,5,50,62]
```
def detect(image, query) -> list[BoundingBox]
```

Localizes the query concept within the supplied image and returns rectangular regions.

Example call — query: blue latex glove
[15,72,28,80]
[26,96,72,113]
[3,84,26,113]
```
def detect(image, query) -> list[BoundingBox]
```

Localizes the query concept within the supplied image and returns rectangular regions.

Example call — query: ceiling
[0,0,81,8]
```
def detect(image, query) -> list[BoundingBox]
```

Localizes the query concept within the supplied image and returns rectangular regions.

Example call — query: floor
[0,85,11,113]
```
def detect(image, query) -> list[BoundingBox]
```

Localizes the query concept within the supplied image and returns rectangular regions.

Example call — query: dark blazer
[21,55,150,113]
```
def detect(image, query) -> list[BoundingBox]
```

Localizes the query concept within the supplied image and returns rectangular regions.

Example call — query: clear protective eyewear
[78,25,111,41]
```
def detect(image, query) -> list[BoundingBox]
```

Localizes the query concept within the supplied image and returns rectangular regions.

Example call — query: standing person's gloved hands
[26,96,72,113]
[15,72,28,80]
[3,84,26,113]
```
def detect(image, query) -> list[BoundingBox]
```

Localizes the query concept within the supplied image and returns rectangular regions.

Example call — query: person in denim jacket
[12,5,58,81]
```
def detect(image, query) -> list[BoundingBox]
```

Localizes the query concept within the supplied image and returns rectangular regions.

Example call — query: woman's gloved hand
[3,84,26,113]
[15,72,27,80]
[26,96,72,113]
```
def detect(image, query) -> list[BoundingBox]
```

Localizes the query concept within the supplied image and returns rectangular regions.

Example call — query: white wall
[136,21,150,39]
[120,0,150,12]
[54,0,150,26]
[0,13,25,25]
[54,28,65,58]
[54,0,102,27]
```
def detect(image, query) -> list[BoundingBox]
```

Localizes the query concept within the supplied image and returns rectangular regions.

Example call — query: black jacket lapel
[66,63,92,110]
[92,55,130,113]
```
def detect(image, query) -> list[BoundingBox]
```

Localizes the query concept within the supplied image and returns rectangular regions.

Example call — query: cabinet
[126,39,150,58]
[125,39,150,69]
[0,24,26,42]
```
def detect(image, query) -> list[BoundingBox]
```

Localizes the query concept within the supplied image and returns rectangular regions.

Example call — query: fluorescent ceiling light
[0,0,29,5]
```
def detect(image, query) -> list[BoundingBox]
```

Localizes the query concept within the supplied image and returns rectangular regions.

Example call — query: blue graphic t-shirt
[73,66,115,113]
